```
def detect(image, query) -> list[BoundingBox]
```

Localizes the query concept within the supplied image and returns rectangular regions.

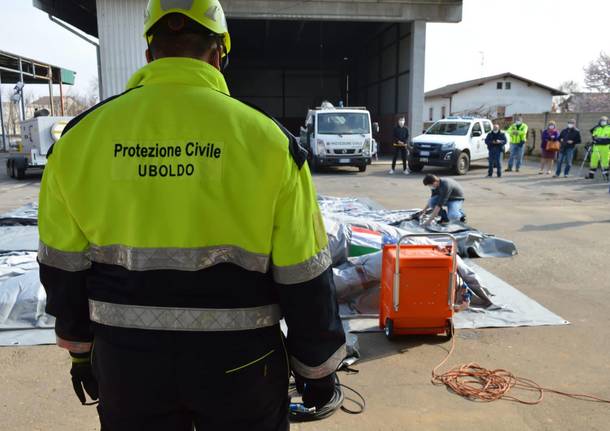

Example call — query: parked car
[409,116,495,175]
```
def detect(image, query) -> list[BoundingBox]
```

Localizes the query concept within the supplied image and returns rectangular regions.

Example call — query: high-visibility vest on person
[507,122,528,144]
[38,57,346,379]
[592,125,610,144]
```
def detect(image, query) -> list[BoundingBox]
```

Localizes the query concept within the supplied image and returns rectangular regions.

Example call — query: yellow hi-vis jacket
[38,58,346,379]
[507,122,528,144]
[592,124,610,143]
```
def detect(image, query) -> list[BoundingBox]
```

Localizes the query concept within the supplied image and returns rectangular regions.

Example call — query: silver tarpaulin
[0,200,567,349]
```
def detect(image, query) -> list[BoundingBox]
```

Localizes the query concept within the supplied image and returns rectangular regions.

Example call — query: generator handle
[393,233,458,312]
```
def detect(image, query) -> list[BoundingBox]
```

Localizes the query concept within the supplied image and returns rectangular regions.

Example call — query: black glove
[70,351,99,405]
[294,373,336,410]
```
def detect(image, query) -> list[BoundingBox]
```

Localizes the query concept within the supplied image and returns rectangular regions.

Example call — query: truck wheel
[384,318,395,339]
[454,152,470,175]
[409,162,424,172]
[358,164,367,172]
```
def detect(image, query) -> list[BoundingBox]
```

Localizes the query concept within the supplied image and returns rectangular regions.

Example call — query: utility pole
[478,51,485,77]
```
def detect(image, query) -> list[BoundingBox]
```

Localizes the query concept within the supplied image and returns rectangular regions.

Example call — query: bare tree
[87,77,100,106]
[584,51,610,92]
[556,80,581,112]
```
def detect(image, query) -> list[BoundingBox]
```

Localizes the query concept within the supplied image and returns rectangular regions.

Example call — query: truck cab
[409,116,494,175]
[6,116,72,179]
[300,103,376,173]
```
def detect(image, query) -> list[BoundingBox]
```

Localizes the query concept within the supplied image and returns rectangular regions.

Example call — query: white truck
[409,116,496,175]
[6,116,72,179]
[299,103,378,173]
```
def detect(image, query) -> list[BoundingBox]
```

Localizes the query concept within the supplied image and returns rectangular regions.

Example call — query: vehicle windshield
[426,121,470,136]
[317,112,370,135]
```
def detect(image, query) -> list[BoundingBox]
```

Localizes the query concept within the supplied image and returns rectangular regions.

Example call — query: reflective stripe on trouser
[590,144,610,169]
[89,300,282,332]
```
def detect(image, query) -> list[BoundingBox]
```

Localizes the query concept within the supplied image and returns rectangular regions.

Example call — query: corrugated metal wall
[97,0,147,98]
[356,22,413,151]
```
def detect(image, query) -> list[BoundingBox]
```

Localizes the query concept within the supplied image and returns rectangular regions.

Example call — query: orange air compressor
[380,233,457,339]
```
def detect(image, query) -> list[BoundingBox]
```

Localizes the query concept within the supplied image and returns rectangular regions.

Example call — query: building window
[505,82,512,90]
[497,82,503,90]
[429,107,434,121]
[441,106,446,118]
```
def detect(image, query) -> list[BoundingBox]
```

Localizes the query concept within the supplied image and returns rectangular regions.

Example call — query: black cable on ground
[288,373,366,422]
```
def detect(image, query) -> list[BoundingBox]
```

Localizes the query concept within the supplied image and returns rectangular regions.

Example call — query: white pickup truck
[409,116,497,175]
[299,103,378,173]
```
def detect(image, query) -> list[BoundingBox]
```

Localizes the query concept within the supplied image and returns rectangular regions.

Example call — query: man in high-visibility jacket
[506,116,528,172]
[587,115,610,179]
[37,1,345,429]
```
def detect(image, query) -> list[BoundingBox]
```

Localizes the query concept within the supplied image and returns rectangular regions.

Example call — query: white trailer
[6,116,72,179]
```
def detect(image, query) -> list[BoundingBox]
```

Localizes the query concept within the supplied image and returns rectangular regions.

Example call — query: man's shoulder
[48,86,143,158]
[224,96,307,169]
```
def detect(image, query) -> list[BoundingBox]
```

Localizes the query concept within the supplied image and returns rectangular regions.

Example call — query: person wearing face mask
[539,121,559,175]
[555,120,581,178]
[389,117,410,175]
[421,174,466,225]
[484,123,507,177]
[506,116,528,172]
[587,116,610,179]
[36,1,346,429]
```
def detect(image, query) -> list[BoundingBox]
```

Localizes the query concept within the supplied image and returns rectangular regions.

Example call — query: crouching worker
[421,174,466,225]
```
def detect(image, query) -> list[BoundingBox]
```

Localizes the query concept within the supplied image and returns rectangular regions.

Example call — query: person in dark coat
[484,123,507,177]
[389,117,409,175]
[554,119,582,177]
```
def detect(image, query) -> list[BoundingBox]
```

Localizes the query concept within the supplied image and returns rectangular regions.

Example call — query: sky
[0,0,608,99]
[425,0,610,92]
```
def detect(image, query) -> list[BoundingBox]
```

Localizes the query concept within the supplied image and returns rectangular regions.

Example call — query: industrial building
[33,0,463,149]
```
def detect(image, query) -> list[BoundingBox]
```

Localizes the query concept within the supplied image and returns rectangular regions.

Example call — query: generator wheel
[445,319,454,340]
[384,318,394,339]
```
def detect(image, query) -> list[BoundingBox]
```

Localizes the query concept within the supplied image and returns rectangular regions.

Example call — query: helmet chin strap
[220,53,229,72]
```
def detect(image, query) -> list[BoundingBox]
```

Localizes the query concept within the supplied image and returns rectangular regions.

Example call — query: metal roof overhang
[33,0,462,39]
[32,0,98,37]
[0,50,76,85]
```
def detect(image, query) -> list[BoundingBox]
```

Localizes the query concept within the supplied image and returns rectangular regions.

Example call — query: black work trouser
[391,146,408,170]
[92,324,289,431]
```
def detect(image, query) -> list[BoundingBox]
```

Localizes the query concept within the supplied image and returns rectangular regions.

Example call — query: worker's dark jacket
[558,128,581,149]
[485,131,507,149]
[394,126,409,142]
[37,58,345,380]
[432,178,465,207]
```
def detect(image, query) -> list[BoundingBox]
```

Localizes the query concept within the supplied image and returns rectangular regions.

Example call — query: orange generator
[380,233,457,339]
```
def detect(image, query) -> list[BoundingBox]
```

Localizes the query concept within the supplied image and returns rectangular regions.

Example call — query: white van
[409,117,496,175]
